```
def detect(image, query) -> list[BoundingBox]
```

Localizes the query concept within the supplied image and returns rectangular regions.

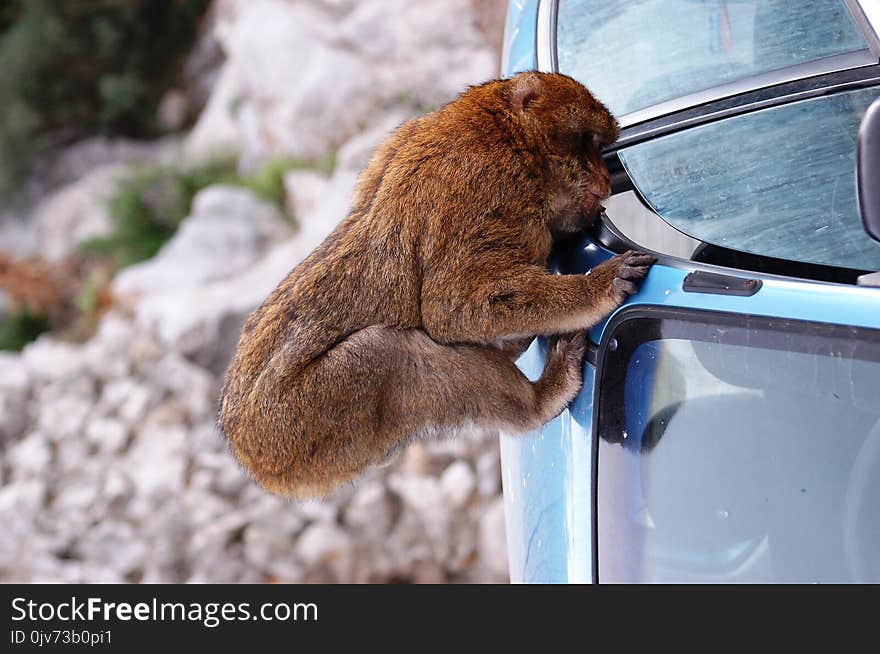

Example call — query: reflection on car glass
[557,0,868,117]
[598,315,880,582]
[618,87,880,271]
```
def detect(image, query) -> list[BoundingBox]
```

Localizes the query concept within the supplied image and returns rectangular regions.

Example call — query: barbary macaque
[219,72,655,497]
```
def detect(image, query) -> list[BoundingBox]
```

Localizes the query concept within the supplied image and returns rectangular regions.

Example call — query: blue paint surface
[500,340,593,583]
[501,0,538,77]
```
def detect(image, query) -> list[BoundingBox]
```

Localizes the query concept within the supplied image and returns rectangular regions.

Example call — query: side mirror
[858,97,880,243]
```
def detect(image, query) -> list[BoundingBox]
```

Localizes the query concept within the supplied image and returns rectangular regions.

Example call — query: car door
[500,0,880,583]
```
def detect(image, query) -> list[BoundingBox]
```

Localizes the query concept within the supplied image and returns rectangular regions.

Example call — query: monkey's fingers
[549,330,580,350]
[623,253,658,267]
[607,250,657,268]
[549,331,587,361]
[616,264,652,281]
[562,330,587,356]
[610,249,635,261]
[612,277,639,296]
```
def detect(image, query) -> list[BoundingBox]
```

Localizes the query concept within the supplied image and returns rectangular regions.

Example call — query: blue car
[500,0,880,583]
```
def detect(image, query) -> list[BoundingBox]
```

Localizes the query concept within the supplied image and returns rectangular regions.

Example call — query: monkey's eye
[581,132,601,150]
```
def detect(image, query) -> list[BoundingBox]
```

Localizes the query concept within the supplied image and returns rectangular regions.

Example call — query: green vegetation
[0,0,212,201]
[72,265,112,332]
[82,155,335,268]
[82,160,235,268]
[245,152,337,205]
[0,150,335,350]
[0,308,50,352]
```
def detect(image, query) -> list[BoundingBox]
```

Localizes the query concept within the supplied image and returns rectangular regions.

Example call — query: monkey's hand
[548,331,588,371]
[535,330,589,414]
[591,250,657,306]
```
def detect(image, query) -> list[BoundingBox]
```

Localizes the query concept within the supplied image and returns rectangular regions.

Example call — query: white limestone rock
[114,185,290,297]
[440,460,477,509]
[32,164,124,262]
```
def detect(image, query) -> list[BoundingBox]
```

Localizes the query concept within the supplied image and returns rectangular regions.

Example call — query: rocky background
[0,0,511,583]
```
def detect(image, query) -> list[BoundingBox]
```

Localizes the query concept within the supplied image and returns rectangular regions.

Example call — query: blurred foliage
[0,251,66,315]
[69,263,115,341]
[247,152,337,205]
[82,160,235,268]
[0,308,50,351]
[0,0,212,201]
[0,0,339,350]
[0,252,62,351]
[0,150,336,350]
[0,251,115,351]
[82,156,334,268]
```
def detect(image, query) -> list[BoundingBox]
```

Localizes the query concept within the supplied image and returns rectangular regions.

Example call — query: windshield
[557,0,871,118]
[617,87,880,271]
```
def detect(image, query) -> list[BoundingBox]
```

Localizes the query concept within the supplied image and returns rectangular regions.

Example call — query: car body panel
[501,0,539,76]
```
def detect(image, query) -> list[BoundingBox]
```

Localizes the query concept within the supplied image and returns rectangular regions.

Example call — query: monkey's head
[508,72,619,234]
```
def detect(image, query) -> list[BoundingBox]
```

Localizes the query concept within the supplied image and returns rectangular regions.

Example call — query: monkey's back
[223,83,545,396]
[220,208,421,407]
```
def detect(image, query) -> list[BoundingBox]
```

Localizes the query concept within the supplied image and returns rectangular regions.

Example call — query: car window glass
[557,0,870,118]
[597,315,880,583]
[617,86,880,271]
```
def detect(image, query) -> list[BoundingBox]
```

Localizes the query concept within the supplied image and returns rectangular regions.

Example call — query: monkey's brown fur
[219,72,655,498]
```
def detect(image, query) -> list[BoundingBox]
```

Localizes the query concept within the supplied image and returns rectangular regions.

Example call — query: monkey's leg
[246,326,585,498]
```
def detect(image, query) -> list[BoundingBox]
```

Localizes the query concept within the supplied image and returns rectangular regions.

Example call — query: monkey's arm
[422,251,654,344]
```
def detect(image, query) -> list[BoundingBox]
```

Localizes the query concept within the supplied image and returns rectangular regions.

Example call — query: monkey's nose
[586,165,612,200]
[587,180,611,201]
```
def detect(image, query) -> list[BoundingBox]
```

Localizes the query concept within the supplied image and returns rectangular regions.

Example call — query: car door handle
[682,270,762,296]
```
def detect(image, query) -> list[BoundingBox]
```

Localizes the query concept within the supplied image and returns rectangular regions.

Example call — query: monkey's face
[577,138,613,223]
[509,72,619,235]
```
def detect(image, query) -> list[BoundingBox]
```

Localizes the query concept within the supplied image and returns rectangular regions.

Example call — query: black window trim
[577,208,873,288]
[607,66,880,152]
[589,304,880,583]
[540,0,880,141]
[591,80,880,285]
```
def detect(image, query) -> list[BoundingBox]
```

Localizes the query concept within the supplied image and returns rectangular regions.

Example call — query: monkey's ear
[511,74,542,113]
